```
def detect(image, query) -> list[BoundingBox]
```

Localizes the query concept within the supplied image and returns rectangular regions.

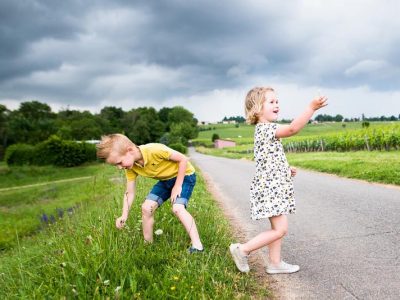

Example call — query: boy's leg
[141,199,159,242]
[172,204,203,250]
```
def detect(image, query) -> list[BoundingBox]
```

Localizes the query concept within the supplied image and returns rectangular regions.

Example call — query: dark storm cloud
[1,0,400,113]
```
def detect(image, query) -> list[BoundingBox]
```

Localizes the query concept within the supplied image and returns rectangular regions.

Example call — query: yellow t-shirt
[125,143,195,181]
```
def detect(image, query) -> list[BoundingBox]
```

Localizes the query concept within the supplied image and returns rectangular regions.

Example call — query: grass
[197,121,399,141]
[0,162,102,188]
[0,163,118,250]
[0,164,269,299]
[286,151,400,185]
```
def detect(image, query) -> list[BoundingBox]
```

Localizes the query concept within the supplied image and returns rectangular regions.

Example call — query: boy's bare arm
[116,180,136,229]
[276,96,328,138]
[169,151,189,202]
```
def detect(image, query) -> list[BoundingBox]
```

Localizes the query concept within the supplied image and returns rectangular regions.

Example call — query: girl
[229,87,327,274]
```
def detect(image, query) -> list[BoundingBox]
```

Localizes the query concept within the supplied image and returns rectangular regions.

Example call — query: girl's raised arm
[276,96,327,139]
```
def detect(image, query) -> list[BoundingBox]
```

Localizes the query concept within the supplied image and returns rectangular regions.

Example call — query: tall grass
[0,166,269,299]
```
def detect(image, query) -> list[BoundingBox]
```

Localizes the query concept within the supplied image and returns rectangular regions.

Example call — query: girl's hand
[116,216,127,229]
[310,96,328,111]
[290,167,297,177]
[171,185,182,203]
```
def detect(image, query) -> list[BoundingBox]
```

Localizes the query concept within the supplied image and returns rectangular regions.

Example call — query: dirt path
[0,176,93,192]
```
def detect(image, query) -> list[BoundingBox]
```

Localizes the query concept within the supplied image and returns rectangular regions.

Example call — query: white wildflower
[154,229,163,235]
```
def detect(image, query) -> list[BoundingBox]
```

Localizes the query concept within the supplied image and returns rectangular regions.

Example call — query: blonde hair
[96,134,135,160]
[244,86,275,124]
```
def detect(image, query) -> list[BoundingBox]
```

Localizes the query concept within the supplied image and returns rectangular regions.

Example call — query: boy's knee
[142,201,157,216]
[172,204,185,215]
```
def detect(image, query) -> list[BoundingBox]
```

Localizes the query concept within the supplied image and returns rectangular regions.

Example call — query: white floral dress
[250,123,295,220]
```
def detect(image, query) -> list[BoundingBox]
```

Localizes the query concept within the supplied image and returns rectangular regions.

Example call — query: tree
[99,106,124,133]
[0,105,10,158]
[122,107,165,145]
[8,101,57,144]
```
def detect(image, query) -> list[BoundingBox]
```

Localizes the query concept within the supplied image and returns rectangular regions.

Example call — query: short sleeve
[125,169,138,181]
[256,123,277,142]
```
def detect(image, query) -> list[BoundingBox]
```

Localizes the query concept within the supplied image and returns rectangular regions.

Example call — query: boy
[96,134,204,253]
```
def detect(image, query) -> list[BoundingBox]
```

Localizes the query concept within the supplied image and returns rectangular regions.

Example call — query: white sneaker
[229,243,250,273]
[266,260,300,274]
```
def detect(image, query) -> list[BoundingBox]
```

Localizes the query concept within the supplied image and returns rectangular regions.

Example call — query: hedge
[5,136,97,167]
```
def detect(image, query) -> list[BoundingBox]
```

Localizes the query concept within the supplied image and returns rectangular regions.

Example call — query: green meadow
[195,121,400,186]
[0,163,268,299]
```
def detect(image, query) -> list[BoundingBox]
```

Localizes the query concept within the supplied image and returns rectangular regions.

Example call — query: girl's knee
[275,228,288,238]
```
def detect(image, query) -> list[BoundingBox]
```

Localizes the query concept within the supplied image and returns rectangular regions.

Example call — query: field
[194,121,400,185]
[0,163,268,299]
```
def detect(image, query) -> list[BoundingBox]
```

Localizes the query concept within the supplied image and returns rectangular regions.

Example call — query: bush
[211,133,220,142]
[5,136,97,167]
[5,144,35,165]
[169,143,187,154]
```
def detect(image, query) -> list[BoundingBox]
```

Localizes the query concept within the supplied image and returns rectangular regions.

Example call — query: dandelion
[154,229,163,235]
[103,280,110,286]
[173,276,179,281]
[171,286,176,291]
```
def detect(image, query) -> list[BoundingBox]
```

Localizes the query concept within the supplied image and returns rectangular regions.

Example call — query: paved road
[189,149,400,300]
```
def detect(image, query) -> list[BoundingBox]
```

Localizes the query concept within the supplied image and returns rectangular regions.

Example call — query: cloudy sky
[1,0,400,122]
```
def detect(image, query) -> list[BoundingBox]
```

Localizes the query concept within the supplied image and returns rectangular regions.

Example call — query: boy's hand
[290,167,297,177]
[310,96,328,111]
[116,216,127,229]
[171,185,182,203]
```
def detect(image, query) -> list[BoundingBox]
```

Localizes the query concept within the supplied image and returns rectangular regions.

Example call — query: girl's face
[258,90,279,123]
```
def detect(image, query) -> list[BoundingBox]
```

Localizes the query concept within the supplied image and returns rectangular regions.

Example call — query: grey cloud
[1,0,400,114]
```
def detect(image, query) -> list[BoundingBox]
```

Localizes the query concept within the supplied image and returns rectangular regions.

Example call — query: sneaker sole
[266,266,300,274]
[229,244,250,273]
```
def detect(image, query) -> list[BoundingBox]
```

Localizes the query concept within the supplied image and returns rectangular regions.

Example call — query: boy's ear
[126,146,135,154]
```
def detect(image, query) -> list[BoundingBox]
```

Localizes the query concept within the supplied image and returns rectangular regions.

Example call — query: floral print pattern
[250,123,295,220]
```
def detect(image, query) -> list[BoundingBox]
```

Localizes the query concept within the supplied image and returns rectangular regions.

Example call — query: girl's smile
[259,90,280,123]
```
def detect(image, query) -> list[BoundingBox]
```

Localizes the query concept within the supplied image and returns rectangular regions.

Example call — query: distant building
[214,139,236,149]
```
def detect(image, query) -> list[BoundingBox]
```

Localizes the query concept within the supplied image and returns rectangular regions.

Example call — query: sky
[1,0,400,122]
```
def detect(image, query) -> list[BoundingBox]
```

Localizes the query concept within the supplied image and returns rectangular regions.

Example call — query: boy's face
[108,148,135,170]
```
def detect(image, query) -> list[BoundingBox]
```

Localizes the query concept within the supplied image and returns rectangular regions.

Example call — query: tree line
[220,114,400,124]
[0,101,199,159]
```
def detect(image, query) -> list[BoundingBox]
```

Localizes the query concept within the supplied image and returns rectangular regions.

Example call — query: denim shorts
[146,173,196,208]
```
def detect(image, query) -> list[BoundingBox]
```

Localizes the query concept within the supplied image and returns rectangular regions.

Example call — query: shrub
[5,136,97,167]
[211,133,220,142]
[5,144,35,165]
[169,143,187,154]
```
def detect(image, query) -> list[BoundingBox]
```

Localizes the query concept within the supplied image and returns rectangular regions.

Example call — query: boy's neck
[134,147,144,167]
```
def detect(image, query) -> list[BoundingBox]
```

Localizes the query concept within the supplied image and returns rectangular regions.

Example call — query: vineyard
[283,124,400,152]
[196,122,400,153]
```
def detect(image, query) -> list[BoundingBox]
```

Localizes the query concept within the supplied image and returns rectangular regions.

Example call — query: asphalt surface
[189,148,400,300]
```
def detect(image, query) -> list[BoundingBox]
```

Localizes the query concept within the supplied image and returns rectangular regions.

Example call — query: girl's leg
[172,204,203,249]
[240,215,288,255]
[141,200,159,242]
[268,238,282,265]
